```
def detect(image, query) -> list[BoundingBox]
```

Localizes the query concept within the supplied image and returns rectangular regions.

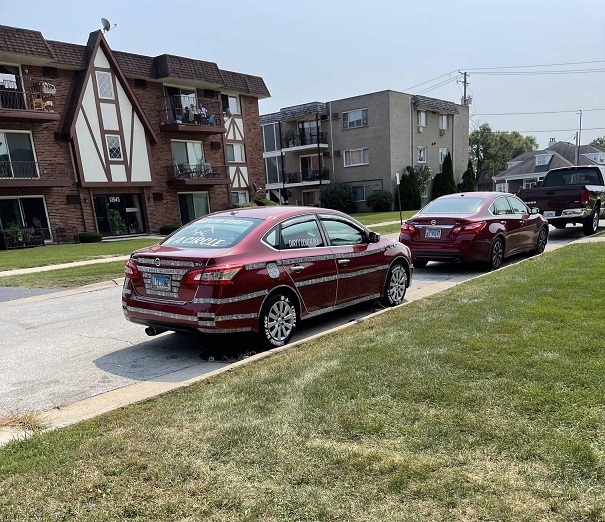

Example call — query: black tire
[582,205,600,236]
[413,259,428,268]
[259,293,297,348]
[533,226,548,255]
[485,237,504,271]
[552,223,567,230]
[381,263,408,307]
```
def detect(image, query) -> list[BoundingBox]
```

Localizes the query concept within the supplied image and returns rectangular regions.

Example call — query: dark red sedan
[399,192,549,271]
[123,206,412,347]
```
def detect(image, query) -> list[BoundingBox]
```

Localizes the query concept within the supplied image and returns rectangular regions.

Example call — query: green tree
[457,159,477,192]
[469,123,538,180]
[432,152,457,199]
[399,169,421,210]
[414,164,432,200]
[319,183,355,213]
[590,136,605,151]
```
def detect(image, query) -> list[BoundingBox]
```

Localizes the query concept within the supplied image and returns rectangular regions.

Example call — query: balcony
[166,163,230,187]
[0,161,73,187]
[159,96,226,134]
[283,132,328,151]
[0,76,60,123]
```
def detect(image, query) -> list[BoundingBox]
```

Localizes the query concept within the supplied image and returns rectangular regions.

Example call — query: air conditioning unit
[323,151,331,158]
[417,126,423,133]
[332,112,340,119]
[334,150,342,157]
[439,129,446,136]
[320,114,328,120]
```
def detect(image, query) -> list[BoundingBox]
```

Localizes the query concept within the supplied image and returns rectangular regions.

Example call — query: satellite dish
[101,18,117,33]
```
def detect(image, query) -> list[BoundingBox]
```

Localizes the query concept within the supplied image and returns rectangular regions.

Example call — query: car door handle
[338,259,350,265]
[500,221,507,225]
[290,265,304,273]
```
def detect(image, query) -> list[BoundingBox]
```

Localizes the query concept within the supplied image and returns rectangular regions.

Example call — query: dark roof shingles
[0,25,54,59]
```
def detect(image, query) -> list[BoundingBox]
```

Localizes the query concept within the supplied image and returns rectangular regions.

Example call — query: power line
[473,69,605,76]
[416,77,458,95]
[515,127,605,133]
[466,60,605,71]
[403,70,458,92]
[475,108,605,116]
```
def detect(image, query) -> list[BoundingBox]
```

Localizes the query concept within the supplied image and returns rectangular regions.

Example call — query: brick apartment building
[0,25,269,246]
[260,91,469,211]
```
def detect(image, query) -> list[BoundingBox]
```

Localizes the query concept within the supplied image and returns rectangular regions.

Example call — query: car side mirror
[530,207,539,215]
[367,231,380,243]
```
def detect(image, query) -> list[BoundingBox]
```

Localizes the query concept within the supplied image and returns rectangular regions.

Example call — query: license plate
[425,228,441,239]
[152,275,171,290]
[543,211,555,218]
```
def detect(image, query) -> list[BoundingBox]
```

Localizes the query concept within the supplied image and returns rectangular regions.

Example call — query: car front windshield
[418,197,484,214]
[162,216,261,249]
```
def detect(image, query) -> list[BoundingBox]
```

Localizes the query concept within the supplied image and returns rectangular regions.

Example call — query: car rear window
[418,197,484,214]
[542,168,602,187]
[162,216,261,249]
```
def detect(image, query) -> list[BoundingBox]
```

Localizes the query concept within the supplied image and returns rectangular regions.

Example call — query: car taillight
[581,188,590,206]
[401,221,418,237]
[124,260,141,280]
[182,264,243,285]
[449,221,487,237]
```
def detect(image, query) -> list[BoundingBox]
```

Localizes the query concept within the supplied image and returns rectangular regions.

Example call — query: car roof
[206,205,343,221]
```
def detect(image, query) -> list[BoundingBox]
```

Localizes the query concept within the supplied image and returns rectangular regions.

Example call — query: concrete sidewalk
[0,255,130,278]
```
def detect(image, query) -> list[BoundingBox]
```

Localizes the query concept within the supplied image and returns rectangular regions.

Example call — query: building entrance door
[93,194,144,236]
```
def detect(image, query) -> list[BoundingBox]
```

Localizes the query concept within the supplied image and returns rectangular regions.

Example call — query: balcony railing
[0,75,57,112]
[0,161,69,180]
[160,96,225,132]
[167,163,229,181]
[285,168,330,184]
[283,132,328,148]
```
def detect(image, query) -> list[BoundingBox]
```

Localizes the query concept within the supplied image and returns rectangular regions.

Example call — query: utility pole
[459,71,470,105]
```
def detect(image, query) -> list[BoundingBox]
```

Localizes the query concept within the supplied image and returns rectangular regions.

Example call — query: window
[342,109,368,129]
[417,110,426,127]
[507,196,528,214]
[106,135,122,160]
[96,72,114,99]
[352,185,368,202]
[262,123,279,152]
[280,219,324,250]
[417,146,427,163]
[264,156,283,184]
[523,178,538,189]
[231,191,249,206]
[221,94,240,115]
[439,114,449,130]
[344,148,369,167]
[298,120,320,144]
[302,190,318,206]
[178,193,209,225]
[164,86,197,123]
[0,131,37,178]
[535,154,552,166]
[226,143,245,163]
[0,64,25,110]
[491,197,512,216]
[164,215,260,249]
[0,196,50,234]
[439,148,449,164]
[172,141,205,177]
[321,219,365,246]
[419,197,484,215]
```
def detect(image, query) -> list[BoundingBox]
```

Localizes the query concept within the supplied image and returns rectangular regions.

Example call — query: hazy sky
[4,0,605,148]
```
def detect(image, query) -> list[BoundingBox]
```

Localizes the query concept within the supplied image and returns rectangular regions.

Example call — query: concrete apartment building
[260,90,469,210]
[0,24,269,247]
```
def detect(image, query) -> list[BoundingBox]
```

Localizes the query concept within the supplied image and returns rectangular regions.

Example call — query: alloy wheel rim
[493,240,503,268]
[538,229,547,252]
[267,300,295,341]
[593,211,599,231]
[389,266,407,304]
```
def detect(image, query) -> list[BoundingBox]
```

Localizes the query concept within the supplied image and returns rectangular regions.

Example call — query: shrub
[78,232,102,243]
[255,198,278,206]
[319,184,355,214]
[235,202,256,208]
[367,190,393,212]
[432,152,457,200]
[399,171,421,210]
[457,159,477,192]
[159,225,180,235]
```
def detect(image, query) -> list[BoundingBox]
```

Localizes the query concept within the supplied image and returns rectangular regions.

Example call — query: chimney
[548,137,556,147]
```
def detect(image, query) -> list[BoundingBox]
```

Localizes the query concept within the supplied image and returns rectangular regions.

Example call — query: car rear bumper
[400,235,491,264]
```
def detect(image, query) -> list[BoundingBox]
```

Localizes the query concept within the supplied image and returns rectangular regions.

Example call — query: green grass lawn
[350,210,416,225]
[0,239,159,271]
[1,243,604,520]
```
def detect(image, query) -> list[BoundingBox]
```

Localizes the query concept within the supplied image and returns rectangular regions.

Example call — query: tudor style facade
[0,25,269,246]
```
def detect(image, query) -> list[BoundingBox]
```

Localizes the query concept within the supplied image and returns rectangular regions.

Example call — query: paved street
[0,224,592,413]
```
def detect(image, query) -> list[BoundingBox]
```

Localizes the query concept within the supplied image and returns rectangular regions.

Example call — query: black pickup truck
[518,165,605,235]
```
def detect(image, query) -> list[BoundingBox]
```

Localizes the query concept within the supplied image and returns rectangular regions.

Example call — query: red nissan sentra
[399,192,549,271]
[123,206,412,347]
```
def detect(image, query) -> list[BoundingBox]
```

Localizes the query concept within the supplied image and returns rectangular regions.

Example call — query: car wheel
[382,263,407,306]
[485,237,504,271]
[582,205,600,236]
[259,293,297,348]
[533,226,548,255]
[413,259,428,268]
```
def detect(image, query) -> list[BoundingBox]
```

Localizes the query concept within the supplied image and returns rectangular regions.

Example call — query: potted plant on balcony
[284,129,295,147]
